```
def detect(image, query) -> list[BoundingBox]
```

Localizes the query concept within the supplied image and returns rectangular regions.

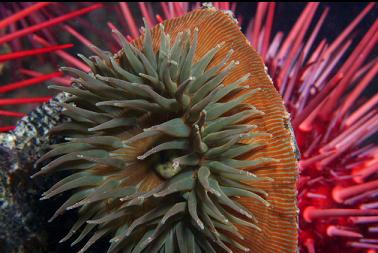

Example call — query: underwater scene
[0,2,377,253]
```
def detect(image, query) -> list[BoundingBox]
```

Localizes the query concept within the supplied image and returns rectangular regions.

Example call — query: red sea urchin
[34,8,298,253]
[0,3,101,131]
[244,3,378,253]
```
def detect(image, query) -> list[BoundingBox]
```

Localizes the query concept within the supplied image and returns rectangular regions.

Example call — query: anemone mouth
[35,8,298,253]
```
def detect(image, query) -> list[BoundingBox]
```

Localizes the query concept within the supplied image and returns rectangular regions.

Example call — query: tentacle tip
[137,155,145,160]
[67,203,81,210]
[217,41,225,47]
[245,213,253,219]
[29,173,38,179]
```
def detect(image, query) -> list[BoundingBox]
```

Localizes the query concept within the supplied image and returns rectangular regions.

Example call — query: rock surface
[0,93,77,253]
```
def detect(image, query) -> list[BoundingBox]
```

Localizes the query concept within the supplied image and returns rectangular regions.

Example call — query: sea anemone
[34,7,298,253]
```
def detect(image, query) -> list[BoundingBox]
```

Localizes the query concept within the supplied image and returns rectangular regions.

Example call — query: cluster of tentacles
[34,19,277,253]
